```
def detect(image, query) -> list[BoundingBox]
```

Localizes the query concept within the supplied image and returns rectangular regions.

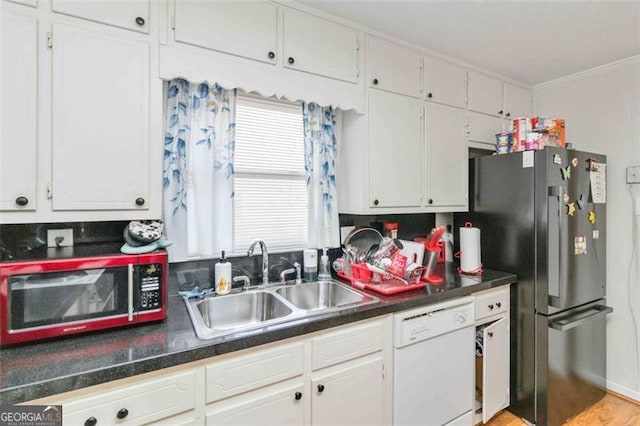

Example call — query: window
[233,95,308,252]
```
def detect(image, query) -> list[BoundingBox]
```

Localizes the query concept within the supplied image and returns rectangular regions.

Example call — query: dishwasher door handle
[549,305,613,332]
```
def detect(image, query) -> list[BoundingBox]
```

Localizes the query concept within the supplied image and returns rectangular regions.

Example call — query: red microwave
[0,251,167,346]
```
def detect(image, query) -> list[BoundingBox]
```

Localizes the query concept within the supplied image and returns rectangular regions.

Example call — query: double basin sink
[184,280,379,340]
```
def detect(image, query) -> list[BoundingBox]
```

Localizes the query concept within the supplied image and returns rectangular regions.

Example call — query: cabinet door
[283,9,359,83]
[52,0,150,33]
[367,36,421,98]
[51,24,150,211]
[467,111,504,147]
[482,317,509,423]
[425,103,467,208]
[206,382,304,425]
[503,82,532,119]
[1,11,37,211]
[174,0,277,65]
[468,71,503,117]
[369,90,422,208]
[424,56,467,108]
[311,357,385,426]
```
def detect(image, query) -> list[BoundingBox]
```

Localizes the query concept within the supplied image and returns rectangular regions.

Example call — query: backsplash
[1,214,436,292]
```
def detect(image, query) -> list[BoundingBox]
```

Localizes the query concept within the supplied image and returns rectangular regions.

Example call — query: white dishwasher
[393,296,475,426]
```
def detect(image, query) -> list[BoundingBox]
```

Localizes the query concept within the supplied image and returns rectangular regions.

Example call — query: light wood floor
[486,393,640,426]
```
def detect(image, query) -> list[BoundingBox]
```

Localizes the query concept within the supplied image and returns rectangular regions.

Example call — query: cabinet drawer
[62,370,196,425]
[311,319,384,371]
[206,342,304,403]
[474,287,509,321]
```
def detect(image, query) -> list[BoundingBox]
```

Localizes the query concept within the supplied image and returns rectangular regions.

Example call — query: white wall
[534,57,640,401]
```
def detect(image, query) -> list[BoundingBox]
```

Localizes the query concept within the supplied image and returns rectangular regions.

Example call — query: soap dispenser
[318,248,331,282]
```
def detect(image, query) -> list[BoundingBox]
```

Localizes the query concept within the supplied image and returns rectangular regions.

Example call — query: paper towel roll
[460,225,481,273]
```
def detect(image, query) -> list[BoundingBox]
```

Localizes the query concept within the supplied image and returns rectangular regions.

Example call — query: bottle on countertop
[318,248,331,282]
[303,248,318,281]
[442,225,454,263]
[215,250,232,295]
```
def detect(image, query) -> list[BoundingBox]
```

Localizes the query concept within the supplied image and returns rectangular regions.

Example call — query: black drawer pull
[288,57,295,64]
[15,196,28,206]
[84,417,97,426]
[116,408,128,419]
[135,16,145,26]
[317,384,325,393]
[295,391,302,400]
[135,197,145,206]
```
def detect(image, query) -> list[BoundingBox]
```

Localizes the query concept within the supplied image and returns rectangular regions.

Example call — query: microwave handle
[128,264,134,321]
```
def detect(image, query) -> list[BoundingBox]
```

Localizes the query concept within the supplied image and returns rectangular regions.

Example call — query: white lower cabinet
[311,356,385,425]
[473,286,510,424]
[32,369,199,425]
[206,380,304,425]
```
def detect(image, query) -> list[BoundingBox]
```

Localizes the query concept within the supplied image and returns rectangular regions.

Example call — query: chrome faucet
[247,240,269,285]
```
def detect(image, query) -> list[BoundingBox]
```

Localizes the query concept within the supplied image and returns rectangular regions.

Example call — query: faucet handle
[233,275,251,291]
[294,262,302,284]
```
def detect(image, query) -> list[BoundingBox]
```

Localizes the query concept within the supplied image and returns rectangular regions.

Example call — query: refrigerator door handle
[548,186,562,299]
[549,305,613,332]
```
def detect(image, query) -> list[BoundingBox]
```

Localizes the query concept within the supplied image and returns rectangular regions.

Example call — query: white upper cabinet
[367,35,422,98]
[425,103,467,209]
[369,90,423,208]
[469,71,532,120]
[283,8,359,83]
[51,23,150,211]
[468,71,504,117]
[51,0,150,33]
[467,111,504,147]
[424,56,467,108]
[1,11,37,211]
[503,82,532,118]
[173,0,277,65]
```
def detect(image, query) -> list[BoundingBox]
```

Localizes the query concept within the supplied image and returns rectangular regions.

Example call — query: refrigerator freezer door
[536,301,611,426]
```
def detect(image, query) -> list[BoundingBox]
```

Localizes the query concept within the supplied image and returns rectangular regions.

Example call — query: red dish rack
[338,263,426,295]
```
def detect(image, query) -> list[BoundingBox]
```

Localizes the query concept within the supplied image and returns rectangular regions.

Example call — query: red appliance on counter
[0,251,167,346]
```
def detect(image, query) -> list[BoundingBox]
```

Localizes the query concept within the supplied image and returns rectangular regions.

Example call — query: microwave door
[8,267,129,331]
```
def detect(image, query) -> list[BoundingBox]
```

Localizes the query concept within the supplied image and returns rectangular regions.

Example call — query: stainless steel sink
[275,281,368,311]
[183,280,379,341]
[195,291,293,330]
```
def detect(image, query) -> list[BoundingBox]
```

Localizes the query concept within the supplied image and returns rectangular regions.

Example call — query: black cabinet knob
[427,92,433,98]
[268,51,275,59]
[135,16,145,26]
[498,110,503,115]
[506,112,511,117]
[372,78,379,85]
[116,408,129,419]
[295,391,302,400]
[496,302,502,308]
[15,196,28,206]
[84,417,97,426]
[317,384,325,393]
[488,304,494,310]
[288,57,295,64]
[135,197,145,206]
[373,199,379,206]
[428,198,433,205]
[488,331,494,338]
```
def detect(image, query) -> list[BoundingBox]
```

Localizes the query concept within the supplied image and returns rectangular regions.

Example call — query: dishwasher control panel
[394,297,474,348]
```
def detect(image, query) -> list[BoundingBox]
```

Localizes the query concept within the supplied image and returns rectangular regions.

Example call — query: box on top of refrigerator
[531,117,565,148]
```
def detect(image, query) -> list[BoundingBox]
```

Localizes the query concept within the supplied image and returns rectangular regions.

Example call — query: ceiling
[298,0,640,86]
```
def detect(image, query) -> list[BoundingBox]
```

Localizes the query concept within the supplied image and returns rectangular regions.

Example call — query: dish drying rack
[338,262,426,295]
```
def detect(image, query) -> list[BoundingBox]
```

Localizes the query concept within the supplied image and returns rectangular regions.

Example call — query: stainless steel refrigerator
[463,147,613,426]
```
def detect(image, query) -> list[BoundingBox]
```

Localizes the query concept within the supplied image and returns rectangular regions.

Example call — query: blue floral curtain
[163,79,236,260]
[302,103,340,248]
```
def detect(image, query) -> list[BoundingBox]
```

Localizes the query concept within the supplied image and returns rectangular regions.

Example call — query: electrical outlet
[47,229,74,247]
[627,166,640,184]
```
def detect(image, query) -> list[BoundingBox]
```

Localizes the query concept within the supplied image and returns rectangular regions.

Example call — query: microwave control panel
[139,263,163,310]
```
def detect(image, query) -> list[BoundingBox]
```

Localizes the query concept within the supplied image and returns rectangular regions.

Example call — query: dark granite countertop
[0,264,516,404]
